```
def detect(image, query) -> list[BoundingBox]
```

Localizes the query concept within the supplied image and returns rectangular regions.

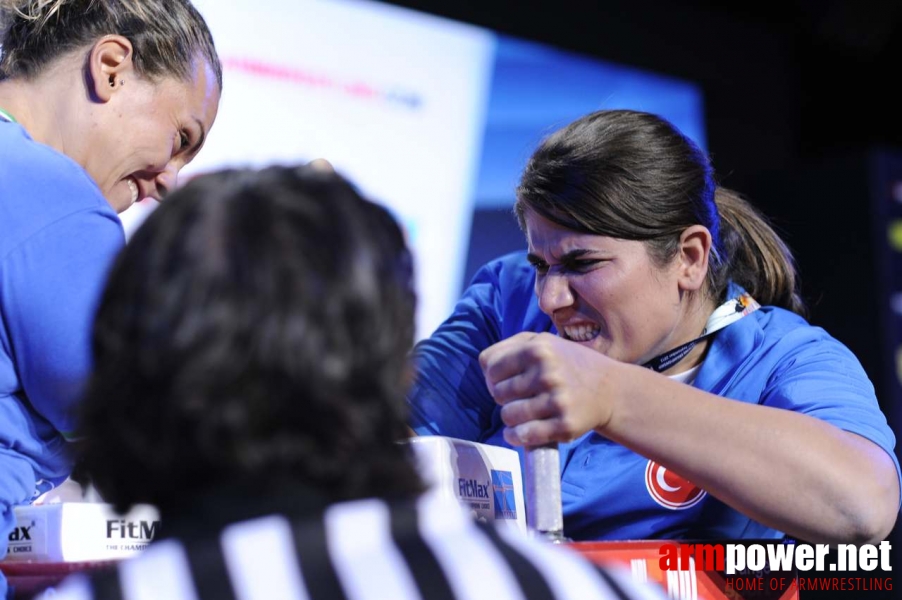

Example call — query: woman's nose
[537,271,575,314]
[154,164,179,200]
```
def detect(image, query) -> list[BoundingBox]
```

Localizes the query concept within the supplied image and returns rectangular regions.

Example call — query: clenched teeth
[561,324,601,342]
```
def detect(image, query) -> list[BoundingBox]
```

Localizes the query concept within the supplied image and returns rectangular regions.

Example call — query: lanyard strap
[642,293,761,373]
[0,107,17,123]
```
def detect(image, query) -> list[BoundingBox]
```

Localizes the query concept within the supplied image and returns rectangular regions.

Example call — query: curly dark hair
[77,165,424,514]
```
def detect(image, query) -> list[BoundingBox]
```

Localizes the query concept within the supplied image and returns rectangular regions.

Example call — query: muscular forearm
[603,363,900,543]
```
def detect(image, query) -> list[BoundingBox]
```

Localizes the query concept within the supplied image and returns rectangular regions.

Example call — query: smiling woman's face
[525,210,697,366]
[84,56,220,213]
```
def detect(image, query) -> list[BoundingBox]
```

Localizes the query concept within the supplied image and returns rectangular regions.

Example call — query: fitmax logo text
[106,520,160,539]
[458,478,489,499]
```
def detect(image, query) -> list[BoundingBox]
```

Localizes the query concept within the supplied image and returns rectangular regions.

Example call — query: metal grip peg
[524,443,568,543]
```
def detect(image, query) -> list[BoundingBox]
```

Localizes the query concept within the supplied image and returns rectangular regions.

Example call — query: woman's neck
[0,61,80,151]
[0,81,31,128]
[660,292,719,376]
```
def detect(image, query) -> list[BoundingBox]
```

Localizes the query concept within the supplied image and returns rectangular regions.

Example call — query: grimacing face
[84,57,220,213]
[525,210,701,367]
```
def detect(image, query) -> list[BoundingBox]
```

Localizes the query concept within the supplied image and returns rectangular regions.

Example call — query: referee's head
[77,164,425,515]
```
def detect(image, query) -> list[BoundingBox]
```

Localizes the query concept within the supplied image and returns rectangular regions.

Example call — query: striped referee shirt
[44,491,664,600]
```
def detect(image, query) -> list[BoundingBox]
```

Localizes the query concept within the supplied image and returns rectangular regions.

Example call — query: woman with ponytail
[409,109,899,545]
[0,1,220,591]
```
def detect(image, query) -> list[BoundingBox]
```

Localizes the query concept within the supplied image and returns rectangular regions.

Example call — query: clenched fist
[479,332,620,446]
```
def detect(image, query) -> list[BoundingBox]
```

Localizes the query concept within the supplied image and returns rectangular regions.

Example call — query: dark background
[384,1,902,597]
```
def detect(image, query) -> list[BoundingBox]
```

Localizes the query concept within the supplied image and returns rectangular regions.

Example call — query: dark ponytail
[712,187,805,316]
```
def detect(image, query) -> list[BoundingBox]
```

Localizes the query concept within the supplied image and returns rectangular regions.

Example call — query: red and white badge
[645,460,706,510]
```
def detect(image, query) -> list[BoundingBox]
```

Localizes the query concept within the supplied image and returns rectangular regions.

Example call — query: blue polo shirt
[408,251,900,540]
[0,120,123,518]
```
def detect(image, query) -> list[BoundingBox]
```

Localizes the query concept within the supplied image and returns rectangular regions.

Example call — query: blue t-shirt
[0,120,124,507]
[408,251,901,541]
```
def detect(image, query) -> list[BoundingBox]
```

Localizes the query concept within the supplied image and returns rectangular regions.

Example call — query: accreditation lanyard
[0,107,17,123]
[642,293,761,373]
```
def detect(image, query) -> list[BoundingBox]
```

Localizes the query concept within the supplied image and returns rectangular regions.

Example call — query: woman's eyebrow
[527,248,594,265]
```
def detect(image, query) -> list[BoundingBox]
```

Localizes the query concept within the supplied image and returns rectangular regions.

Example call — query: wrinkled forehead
[524,210,614,256]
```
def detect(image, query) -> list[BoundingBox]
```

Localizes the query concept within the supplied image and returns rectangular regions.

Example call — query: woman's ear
[677,225,712,292]
[86,35,135,102]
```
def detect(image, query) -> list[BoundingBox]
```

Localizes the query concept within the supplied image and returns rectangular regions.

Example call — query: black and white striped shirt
[45,492,664,600]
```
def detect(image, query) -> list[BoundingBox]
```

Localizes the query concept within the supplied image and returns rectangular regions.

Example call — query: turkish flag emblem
[645,460,706,510]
